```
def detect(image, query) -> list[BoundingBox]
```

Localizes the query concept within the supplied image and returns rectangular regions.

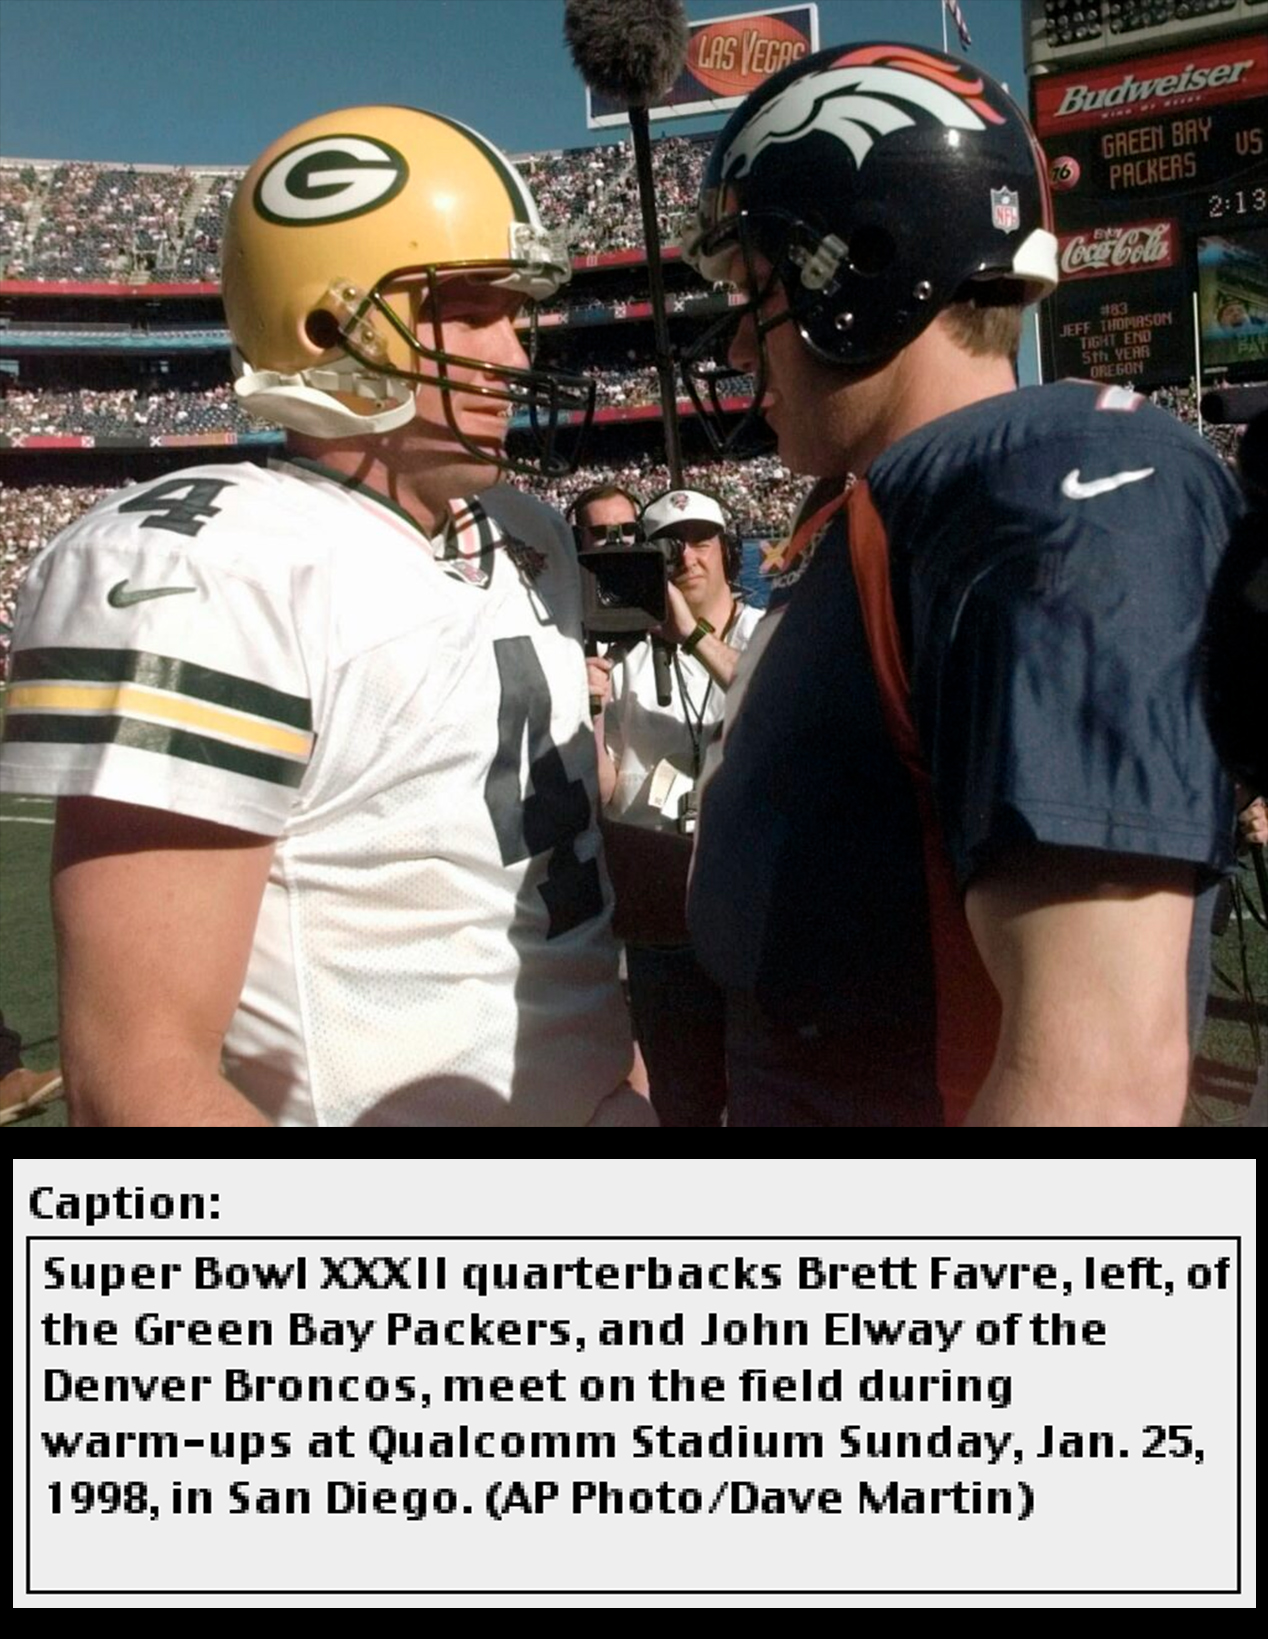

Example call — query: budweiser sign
[1058,221,1177,282]
[1033,36,1268,134]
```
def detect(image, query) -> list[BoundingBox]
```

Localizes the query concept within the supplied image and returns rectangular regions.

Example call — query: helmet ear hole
[304,309,344,352]
[847,225,895,278]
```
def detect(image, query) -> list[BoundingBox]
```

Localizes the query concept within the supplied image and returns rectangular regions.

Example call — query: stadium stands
[0,140,709,281]
[1,483,116,661]
[0,145,1255,673]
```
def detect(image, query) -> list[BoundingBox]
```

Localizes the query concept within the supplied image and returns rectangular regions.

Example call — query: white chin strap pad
[1010,228,1060,298]
[232,354,417,438]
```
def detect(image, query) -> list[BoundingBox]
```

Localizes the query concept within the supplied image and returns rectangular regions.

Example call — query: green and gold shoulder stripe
[4,647,314,789]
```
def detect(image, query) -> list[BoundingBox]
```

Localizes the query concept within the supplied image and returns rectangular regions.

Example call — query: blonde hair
[939,281,1028,364]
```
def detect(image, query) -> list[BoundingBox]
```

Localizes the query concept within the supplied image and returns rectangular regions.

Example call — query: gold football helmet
[221,105,593,473]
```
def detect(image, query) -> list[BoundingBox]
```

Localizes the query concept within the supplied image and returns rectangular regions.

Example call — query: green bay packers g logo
[254,135,409,225]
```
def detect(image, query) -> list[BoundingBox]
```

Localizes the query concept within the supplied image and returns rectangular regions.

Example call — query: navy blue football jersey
[688,382,1241,1125]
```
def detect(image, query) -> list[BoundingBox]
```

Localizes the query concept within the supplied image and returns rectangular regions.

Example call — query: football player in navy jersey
[679,42,1242,1126]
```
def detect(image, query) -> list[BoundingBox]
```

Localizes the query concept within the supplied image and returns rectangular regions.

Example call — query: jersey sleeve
[0,503,318,837]
[915,457,1237,890]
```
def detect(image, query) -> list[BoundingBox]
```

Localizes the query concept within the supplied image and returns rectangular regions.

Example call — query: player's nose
[493,316,530,374]
[727,310,757,373]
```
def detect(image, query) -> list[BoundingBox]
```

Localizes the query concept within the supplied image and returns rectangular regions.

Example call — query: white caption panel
[25,1234,1238,1594]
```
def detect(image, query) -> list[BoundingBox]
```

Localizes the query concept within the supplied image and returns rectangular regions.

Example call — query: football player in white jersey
[0,106,654,1127]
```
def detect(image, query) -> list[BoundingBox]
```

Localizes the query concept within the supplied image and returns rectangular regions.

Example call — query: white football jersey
[1,459,636,1125]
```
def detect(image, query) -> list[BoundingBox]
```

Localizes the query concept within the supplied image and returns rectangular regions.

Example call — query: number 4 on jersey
[117,478,234,537]
[484,637,603,938]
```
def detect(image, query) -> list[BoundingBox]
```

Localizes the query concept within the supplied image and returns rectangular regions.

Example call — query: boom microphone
[564,0,690,106]
[565,0,691,490]
[1199,384,1268,426]
[1203,408,1268,796]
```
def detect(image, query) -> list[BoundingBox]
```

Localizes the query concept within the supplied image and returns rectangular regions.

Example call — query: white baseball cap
[640,488,728,539]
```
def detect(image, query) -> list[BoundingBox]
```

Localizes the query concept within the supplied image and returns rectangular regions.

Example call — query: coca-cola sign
[1058,221,1178,282]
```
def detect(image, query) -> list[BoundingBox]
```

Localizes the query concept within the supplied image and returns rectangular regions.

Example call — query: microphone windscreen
[564,0,690,107]
[1203,503,1268,793]
[1200,384,1268,425]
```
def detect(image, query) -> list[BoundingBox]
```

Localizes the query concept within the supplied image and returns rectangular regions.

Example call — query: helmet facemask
[679,209,820,459]
[305,259,595,478]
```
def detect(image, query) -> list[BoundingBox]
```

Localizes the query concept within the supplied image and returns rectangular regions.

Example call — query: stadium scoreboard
[1026,2,1268,386]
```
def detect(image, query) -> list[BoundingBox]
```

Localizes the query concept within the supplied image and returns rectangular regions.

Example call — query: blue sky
[0,0,1028,164]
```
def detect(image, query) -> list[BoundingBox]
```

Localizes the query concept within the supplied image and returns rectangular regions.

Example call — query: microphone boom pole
[629,102,684,488]
[564,0,691,491]
[565,0,692,705]
[630,113,682,702]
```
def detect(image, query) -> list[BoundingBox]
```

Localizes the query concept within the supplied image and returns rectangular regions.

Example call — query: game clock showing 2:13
[1207,185,1268,220]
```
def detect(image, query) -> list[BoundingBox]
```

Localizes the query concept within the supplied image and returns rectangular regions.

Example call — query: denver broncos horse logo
[721,44,1006,182]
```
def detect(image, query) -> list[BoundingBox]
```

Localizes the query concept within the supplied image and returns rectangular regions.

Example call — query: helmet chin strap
[231,348,417,438]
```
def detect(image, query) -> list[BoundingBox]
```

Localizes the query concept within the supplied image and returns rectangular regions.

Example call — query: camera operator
[569,483,645,734]
[570,482,646,555]
[589,488,763,1126]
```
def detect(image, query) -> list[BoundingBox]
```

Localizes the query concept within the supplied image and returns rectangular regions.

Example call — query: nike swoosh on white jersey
[1060,466,1155,500]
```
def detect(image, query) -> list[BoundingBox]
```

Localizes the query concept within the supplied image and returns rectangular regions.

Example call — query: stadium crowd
[0,160,1256,684]
[518,135,709,255]
[174,173,239,282]
[537,268,716,319]
[529,453,809,537]
[0,367,760,425]
[0,383,257,438]
[0,380,1253,672]
[586,363,662,407]
[0,452,807,668]
[1,163,190,280]
[0,141,713,279]
[0,164,38,275]
[1144,382,1242,462]
[0,483,115,661]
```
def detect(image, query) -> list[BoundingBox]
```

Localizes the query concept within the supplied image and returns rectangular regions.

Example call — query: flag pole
[941,1,948,53]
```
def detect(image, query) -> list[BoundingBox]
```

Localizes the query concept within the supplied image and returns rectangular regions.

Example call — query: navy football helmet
[679,41,1059,453]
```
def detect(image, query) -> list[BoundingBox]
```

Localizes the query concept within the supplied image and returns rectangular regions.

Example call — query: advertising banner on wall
[1032,35,1268,137]
[586,5,818,127]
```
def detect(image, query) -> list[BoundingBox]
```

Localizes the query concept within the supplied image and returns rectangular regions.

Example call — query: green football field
[1,788,1264,1128]
[1,791,61,1122]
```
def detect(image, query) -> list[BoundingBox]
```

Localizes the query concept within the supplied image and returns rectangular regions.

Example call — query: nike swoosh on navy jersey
[1060,467,1155,500]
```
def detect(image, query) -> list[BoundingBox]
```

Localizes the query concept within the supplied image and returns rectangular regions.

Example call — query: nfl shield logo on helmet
[991,187,1020,233]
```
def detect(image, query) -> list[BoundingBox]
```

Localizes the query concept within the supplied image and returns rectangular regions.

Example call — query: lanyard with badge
[648,600,738,833]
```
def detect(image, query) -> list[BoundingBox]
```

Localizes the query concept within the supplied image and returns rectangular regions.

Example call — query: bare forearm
[964,1039,1189,1127]
[52,798,279,1126]
[691,631,739,688]
[66,1051,273,1127]
[963,847,1199,1128]
[593,715,618,804]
